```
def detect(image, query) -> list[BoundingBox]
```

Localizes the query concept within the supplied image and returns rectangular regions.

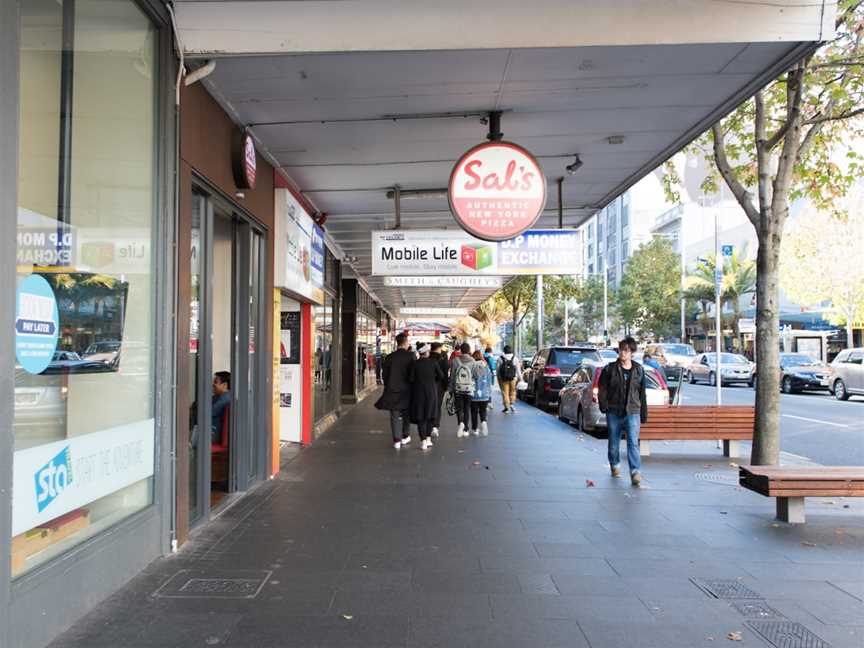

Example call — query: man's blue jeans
[607,413,641,475]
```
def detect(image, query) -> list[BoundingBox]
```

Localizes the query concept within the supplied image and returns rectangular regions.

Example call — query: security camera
[565,155,583,175]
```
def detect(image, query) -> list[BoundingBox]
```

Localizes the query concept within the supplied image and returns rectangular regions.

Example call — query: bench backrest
[640,405,754,440]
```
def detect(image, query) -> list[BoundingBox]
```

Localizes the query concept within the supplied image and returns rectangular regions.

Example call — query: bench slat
[769,488,864,497]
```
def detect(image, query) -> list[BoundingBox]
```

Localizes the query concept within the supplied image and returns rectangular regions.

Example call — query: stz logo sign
[34,446,73,513]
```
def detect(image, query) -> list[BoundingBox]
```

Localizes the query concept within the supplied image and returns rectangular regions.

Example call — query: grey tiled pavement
[51,393,864,648]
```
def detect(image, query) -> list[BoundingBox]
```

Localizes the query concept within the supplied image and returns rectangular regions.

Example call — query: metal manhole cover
[694,472,738,485]
[693,578,763,600]
[732,601,784,619]
[154,570,271,599]
[747,620,832,648]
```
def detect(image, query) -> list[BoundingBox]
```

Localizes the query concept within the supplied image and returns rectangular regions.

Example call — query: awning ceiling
[178,3,825,319]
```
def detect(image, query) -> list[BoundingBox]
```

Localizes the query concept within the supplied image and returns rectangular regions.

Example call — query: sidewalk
[51,395,864,648]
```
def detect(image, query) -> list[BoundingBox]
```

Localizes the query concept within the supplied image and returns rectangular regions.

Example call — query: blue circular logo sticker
[15,274,60,374]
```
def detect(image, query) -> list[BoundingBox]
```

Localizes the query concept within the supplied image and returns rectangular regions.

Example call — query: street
[679,383,864,466]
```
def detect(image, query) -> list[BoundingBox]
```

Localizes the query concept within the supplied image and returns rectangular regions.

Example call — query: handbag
[516,380,528,391]
[444,391,456,416]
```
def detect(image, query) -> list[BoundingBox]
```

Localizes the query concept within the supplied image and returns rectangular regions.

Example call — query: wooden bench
[638,405,754,458]
[739,465,864,523]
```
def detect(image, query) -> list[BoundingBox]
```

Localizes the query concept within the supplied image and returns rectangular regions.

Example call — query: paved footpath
[51,394,864,648]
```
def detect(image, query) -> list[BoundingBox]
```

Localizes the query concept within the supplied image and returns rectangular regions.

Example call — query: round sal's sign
[448,141,547,241]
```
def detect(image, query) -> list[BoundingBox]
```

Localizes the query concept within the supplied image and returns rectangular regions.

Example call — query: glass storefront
[13,0,158,577]
[313,295,337,422]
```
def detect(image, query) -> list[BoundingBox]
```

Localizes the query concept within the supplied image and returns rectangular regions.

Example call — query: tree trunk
[752,213,782,465]
[847,320,854,350]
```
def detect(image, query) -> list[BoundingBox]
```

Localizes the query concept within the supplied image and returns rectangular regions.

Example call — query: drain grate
[693,578,763,600]
[154,570,271,599]
[694,471,738,485]
[747,620,832,648]
[179,578,262,596]
[732,601,784,620]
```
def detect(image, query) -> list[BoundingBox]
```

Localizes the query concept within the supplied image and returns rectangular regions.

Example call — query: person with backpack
[470,350,492,436]
[449,342,475,437]
[497,345,520,413]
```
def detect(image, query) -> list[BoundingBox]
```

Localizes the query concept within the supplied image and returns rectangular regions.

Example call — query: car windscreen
[662,344,695,356]
[644,370,663,390]
[781,354,818,366]
[549,349,602,372]
[710,353,748,364]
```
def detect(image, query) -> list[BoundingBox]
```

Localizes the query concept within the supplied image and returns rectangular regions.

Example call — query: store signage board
[233,130,257,190]
[12,419,155,536]
[448,141,547,241]
[371,229,581,276]
[383,276,503,288]
[275,189,325,304]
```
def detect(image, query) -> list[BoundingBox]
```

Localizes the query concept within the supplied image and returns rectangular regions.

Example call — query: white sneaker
[393,441,402,450]
[481,421,488,436]
[510,405,516,413]
[421,439,431,451]
[456,422,465,438]
[431,428,439,438]
[401,436,411,445]
[471,429,480,437]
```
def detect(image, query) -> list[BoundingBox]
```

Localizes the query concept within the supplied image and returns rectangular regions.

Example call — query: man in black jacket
[376,332,416,449]
[598,337,648,486]
[429,342,449,437]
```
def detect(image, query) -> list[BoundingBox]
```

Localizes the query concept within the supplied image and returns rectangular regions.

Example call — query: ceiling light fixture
[565,154,583,175]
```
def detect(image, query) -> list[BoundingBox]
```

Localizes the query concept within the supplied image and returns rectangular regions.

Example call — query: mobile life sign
[371,229,581,276]
[448,141,547,241]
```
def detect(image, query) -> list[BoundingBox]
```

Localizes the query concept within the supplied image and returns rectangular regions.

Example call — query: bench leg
[639,440,651,457]
[776,497,805,524]
[722,440,740,458]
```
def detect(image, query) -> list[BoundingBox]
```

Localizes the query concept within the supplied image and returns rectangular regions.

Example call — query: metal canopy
[185,11,825,317]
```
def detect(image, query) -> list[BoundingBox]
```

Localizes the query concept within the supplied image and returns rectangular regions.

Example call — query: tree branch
[803,106,864,125]
[773,64,806,212]
[711,122,759,226]
[755,91,772,213]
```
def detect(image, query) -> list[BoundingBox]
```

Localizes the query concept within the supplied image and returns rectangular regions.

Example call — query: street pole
[536,274,544,351]
[564,299,569,346]
[714,206,722,406]
[603,264,609,346]
[680,213,686,342]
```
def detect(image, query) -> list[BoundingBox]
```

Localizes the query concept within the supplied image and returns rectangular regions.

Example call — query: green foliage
[684,249,756,334]
[617,237,680,338]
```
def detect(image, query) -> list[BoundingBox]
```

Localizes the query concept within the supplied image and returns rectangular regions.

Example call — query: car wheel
[750,376,757,389]
[576,407,585,431]
[834,379,850,401]
[709,371,716,387]
[688,371,696,384]
[557,403,569,423]
[781,376,793,394]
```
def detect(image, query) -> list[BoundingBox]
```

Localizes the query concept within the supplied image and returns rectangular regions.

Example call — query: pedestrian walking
[374,332,415,450]
[429,342,449,437]
[497,345,520,413]
[642,352,662,371]
[483,346,498,411]
[449,342,476,438]
[470,350,492,436]
[597,337,648,486]
[410,342,445,450]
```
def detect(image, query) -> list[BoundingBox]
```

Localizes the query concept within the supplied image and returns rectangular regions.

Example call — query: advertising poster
[275,189,325,304]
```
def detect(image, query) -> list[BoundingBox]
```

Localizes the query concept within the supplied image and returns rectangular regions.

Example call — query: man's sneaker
[393,441,402,450]
[402,436,411,445]
[421,439,431,451]
[456,423,465,438]
[611,466,621,478]
[431,428,440,438]
[502,407,509,413]
[426,437,434,448]
[510,405,517,413]
[631,471,642,486]
[481,421,489,436]
[471,429,480,437]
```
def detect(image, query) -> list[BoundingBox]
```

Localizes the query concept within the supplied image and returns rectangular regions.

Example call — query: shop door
[187,188,267,526]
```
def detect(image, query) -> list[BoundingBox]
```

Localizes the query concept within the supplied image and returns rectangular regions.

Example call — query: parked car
[778,353,832,394]
[13,365,67,439]
[520,345,602,408]
[829,347,864,401]
[558,363,669,432]
[687,352,754,386]
[82,340,122,365]
[598,348,618,364]
[655,343,697,369]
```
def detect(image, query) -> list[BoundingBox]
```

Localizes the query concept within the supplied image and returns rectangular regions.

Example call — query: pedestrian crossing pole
[536,274,544,350]
[714,207,723,406]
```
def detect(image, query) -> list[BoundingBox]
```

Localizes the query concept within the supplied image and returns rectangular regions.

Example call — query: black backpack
[500,357,517,381]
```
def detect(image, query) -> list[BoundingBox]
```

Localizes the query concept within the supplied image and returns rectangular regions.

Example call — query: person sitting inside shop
[211,371,231,443]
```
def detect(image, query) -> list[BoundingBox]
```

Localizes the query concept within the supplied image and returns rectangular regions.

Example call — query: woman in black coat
[410,342,445,450]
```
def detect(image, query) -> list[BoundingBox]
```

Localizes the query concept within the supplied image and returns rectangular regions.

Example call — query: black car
[520,345,602,408]
[779,353,831,393]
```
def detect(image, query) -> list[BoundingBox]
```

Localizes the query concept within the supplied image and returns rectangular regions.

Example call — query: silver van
[829,348,864,401]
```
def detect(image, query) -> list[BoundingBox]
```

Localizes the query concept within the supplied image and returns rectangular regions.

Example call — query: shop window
[12,0,157,577]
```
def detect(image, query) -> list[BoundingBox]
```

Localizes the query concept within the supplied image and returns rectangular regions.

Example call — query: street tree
[663,2,864,464]
[780,208,864,348]
[573,274,615,341]
[496,276,536,354]
[618,237,680,339]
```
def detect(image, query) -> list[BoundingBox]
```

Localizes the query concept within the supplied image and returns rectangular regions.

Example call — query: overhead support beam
[175,0,832,56]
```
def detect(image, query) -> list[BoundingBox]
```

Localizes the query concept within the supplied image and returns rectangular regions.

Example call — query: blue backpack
[472,364,492,402]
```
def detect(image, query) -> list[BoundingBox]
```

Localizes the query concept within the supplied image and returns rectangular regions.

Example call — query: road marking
[782,414,849,428]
